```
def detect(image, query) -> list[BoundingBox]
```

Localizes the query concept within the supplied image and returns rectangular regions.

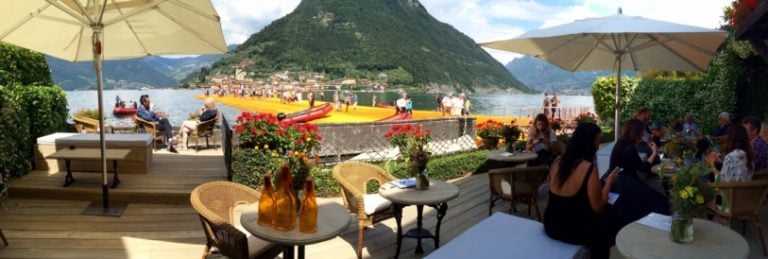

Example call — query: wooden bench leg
[0,229,7,246]
[63,160,76,187]
[111,160,121,188]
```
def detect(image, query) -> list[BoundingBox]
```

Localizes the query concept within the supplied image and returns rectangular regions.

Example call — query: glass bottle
[299,176,318,233]
[257,173,276,226]
[274,164,296,231]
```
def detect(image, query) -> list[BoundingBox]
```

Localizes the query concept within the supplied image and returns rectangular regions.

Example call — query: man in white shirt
[452,94,464,117]
[441,93,453,117]
[396,93,407,114]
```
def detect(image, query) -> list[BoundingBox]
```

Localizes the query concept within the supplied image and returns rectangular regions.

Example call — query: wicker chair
[488,165,549,220]
[73,115,110,133]
[0,229,7,246]
[134,115,166,150]
[190,181,283,259]
[708,179,768,256]
[188,112,220,152]
[333,161,397,259]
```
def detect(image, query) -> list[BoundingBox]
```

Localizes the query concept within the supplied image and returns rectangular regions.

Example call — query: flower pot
[481,137,499,149]
[670,212,694,244]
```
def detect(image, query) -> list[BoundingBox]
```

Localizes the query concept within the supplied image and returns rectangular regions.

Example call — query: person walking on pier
[542,91,550,117]
[550,92,560,118]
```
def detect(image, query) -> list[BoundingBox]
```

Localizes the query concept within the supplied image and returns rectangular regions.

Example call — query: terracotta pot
[481,137,499,149]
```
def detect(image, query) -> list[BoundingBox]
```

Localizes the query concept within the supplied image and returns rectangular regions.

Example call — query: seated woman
[706,124,754,183]
[603,119,669,255]
[526,113,556,165]
[544,122,618,259]
[179,98,218,151]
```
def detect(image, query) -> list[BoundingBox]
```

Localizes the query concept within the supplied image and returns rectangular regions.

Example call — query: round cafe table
[379,179,460,258]
[239,200,351,259]
[487,150,538,163]
[616,218,748,259]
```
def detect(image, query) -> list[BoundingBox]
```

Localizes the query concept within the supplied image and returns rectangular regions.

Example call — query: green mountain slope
[211,0,526,92]
[506,55,637,95]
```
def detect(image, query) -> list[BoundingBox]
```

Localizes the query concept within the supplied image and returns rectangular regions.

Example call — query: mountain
[505,56,615,95]
[505,55,640,94]
[46,45,236,90]
[209,0,526,92]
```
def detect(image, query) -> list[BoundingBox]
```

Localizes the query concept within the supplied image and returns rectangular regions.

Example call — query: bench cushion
[232,203,278,257]
[426,212,586,259]
[37,133,152,147]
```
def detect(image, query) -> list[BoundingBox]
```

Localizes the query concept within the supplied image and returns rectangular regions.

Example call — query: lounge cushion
[363,194,391,215]
[37,133,151,147]
[426,212,586,259]
[232,203,275,257]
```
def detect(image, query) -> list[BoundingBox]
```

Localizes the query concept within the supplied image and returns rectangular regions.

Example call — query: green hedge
[0,85,68,180]
[0,87,31,180]
[0,42,53,86]
[592,40,742,134]
[591,75,639,126]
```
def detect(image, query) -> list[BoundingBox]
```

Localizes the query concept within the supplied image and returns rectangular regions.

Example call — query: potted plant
[668,162,715,244]
[476,120,504,149]
[502,122,522,153]
[384,124,432,189]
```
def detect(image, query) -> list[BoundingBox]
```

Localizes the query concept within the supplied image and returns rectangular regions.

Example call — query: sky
[211,0,732,65]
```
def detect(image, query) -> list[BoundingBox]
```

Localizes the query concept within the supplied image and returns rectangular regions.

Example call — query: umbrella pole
[82,26,126,217]
[614,55,622,141]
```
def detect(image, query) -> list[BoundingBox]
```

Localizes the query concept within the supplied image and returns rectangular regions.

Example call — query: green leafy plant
[591,75,639,124]
[74,108,102,120]
[669,163,716,217]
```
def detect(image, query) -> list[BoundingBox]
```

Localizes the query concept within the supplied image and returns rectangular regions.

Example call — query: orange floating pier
[200,95,531,126]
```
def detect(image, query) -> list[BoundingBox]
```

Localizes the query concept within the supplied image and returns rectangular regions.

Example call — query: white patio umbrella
[0,0,226,215]
[479,9,727,140]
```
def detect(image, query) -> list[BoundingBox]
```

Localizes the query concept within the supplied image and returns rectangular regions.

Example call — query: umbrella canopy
[0,0,226,214]
[479,9,728,139]
[1,0,227,61]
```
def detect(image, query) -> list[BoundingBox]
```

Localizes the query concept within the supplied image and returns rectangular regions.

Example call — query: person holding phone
[603,119,669,257]
[527,113,557,165]
[543,122,618,259]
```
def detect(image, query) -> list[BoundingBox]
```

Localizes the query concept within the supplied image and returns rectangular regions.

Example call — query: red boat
[378,112,412,122]
[112,107,137,115]
[281,103,333,124]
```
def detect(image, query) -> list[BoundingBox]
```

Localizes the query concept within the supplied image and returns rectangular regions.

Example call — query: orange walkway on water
[200,95,531,125]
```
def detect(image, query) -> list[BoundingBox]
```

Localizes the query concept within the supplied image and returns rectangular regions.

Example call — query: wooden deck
[8,149,227,204]
[1,150,768,258]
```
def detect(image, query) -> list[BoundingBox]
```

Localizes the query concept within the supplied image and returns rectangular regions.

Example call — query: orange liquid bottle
[257,173,276,226]
[274,164,296,231]
[299,176,318,233]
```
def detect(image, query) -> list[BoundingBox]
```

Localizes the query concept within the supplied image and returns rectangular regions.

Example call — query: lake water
[65,89,594,127]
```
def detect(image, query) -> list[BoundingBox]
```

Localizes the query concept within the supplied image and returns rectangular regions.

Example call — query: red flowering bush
[731,0,761,30]
[476,120,504,138]
[384,124,432,160]
[234,112,322,153]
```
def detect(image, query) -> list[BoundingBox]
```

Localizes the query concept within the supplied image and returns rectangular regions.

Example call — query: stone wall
[316,117,476,157]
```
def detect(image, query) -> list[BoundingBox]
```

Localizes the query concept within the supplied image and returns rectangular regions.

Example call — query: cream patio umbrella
[0,0,227,216]
[479,9,727,140]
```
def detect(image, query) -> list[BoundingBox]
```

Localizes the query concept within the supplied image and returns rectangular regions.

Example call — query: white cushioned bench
[426,212,587,259]
[35,133,153,174]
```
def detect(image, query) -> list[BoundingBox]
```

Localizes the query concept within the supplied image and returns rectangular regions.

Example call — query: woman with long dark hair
[706,124,754,182]
[544,122,619,258]
[609,119,658,178]
[603,119,669,257]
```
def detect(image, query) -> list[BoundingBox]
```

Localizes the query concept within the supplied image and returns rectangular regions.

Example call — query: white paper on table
[501,152,514,157]
[607,192,619,205]
[636,212,671,232]
[389,178,416,188]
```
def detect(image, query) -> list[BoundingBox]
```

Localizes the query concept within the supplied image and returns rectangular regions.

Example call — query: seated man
[178,98,218,151]
[710,112,730,144]
[137,94,178,153]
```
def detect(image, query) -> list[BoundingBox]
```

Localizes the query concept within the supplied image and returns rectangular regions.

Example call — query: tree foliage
[590,75,639,125]
[0,42,53,86]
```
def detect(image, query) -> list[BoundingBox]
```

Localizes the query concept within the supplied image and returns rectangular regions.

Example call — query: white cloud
[212,0,300,45]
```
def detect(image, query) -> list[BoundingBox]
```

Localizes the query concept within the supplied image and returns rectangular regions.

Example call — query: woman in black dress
[544,122,619,259]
